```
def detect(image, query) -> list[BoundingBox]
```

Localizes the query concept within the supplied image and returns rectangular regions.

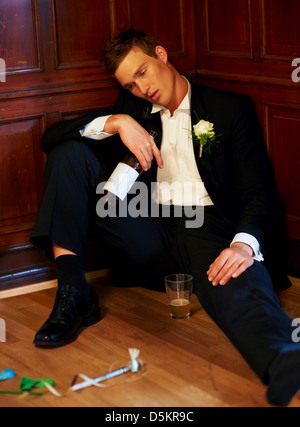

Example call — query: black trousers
[31,140,298,383]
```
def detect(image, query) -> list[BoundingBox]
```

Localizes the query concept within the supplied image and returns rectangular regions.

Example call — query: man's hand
[105,114,163,171]
[207,242,254,286]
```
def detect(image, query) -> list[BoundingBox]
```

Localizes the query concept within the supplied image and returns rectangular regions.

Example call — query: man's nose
[136,79,149,95]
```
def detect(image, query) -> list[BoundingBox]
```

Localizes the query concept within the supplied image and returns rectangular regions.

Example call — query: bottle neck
[123,153,143,173]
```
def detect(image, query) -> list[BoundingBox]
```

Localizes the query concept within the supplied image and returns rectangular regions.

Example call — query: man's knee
[45,140,104,186]
[47,140,90,166]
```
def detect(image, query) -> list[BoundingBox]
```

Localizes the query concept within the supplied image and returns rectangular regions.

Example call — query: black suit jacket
[42,82,291,291]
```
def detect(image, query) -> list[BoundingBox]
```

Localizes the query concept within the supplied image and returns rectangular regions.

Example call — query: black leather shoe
[34,284,101,348]
[266,348,300,406]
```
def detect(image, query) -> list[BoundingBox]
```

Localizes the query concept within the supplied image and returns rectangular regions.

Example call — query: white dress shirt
[150,80,214,207]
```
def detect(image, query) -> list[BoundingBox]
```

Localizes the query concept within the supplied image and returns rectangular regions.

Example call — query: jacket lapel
[190,83,229,219]
[190,83,219,186]
[191,83,207,126]
[191,83,213,166]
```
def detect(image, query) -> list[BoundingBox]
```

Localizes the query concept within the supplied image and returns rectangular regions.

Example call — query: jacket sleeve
[228,95,280,251]
[41,88,151,154]
[41,108,116,154]
[229,95,292,291]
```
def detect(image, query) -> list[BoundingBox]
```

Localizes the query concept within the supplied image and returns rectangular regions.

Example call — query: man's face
[114,46,176,109]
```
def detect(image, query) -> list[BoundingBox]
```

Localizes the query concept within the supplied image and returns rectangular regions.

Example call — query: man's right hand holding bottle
[104,114,164,171]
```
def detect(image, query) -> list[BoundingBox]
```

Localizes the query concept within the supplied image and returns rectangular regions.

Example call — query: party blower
[70,349,142,392]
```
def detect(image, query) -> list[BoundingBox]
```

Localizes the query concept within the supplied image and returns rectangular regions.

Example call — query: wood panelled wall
[0,0,299,289]
[0,0,197,287]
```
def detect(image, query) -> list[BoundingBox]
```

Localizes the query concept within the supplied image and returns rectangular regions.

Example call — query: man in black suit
[31,30,300,406]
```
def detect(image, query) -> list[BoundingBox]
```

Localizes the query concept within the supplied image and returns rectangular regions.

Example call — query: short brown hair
[103,29,163,76]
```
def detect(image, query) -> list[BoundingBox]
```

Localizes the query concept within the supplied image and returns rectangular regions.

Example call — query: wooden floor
[0,272,300,408]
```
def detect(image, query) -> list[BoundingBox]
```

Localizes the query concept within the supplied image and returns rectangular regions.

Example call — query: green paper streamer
[19,377,55,391]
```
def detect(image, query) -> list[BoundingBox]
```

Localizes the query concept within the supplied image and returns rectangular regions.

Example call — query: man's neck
[165,72,189,116]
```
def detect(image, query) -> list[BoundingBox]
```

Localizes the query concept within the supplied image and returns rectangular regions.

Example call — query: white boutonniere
[192,118,222,158]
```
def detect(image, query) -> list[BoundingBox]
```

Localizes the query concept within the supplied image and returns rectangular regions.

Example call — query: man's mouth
[149,90,159,101]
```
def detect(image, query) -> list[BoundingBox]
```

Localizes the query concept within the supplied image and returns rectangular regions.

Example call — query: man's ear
[155,45,168,64]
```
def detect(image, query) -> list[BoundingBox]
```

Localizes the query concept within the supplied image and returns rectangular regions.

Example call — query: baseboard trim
[0,269,110,299]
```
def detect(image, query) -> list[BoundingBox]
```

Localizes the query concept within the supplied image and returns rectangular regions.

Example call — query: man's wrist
[231,242,254,257]
[230,232,264,262]
[104,114,127,134]
[81,115,113,140]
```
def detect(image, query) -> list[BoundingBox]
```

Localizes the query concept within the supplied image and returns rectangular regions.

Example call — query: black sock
[55,255,89,297]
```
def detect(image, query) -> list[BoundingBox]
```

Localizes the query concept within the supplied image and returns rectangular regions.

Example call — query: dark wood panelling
[0,86,119,248]
[196,0,300,84]
[113,0,197,75]
[0,0,41,73]
[110,0,131,35]
[266,105,300,239]
[0,242,56,288]
[0,0,196,97]
[262,0,300,59]
[205,0,252,57]
[0,119,40,221]
[53,0,111,69]
[0,115,45,252]
[1,0,196,287]
[130,0,186,52]
[0,0,110,99]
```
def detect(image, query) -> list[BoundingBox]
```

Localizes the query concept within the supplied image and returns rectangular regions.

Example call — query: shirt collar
[151,77,191,115]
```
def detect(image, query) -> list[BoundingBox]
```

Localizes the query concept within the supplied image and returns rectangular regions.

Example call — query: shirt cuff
[80,115,114,140]
[231,232,264,262]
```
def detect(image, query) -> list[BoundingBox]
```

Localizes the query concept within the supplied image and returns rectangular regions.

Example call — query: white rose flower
[190,118,221,157]
[193,120,214,137]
